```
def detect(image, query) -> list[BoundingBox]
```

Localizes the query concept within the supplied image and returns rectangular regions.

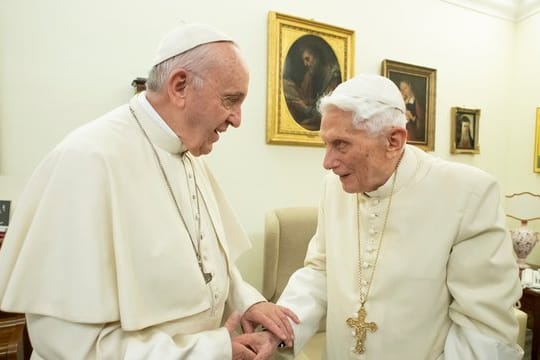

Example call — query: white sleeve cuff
[444,323,523,360]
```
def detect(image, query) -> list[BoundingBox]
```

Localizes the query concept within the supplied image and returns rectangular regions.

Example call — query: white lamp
[505,192,540,269]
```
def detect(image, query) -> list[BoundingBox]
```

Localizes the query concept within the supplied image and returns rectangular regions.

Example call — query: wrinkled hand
[226,312,257,360]
[241,302,300,347]
[226,312,282,360]
[233,331,282,360]
[231,341,257,360]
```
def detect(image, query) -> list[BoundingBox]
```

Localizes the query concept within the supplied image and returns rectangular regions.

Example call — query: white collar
[137,91,177,137]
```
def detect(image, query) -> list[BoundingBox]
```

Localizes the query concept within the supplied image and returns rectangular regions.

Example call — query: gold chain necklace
[129,106,213,283]
[346,156,402,354]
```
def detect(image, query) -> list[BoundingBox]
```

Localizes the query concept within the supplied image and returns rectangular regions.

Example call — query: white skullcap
[332,74,405,112]
[151,23,233,66]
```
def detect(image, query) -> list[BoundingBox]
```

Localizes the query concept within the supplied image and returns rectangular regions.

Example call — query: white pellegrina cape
[278,145,523,360]
[0,95,264,358]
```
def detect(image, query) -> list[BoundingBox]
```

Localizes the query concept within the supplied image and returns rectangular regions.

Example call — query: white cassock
[278,145,523,360]
[0,93,265,359]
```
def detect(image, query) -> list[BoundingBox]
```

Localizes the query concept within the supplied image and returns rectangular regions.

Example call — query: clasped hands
[225,302,299,360]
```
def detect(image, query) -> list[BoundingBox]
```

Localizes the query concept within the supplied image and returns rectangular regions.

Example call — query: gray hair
[318,93,406,135]
[146,41,234,92]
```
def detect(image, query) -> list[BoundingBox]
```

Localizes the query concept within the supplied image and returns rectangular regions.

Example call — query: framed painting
[381,59,436,151]
[0,200,10,227]
[131,77,147,94]
[450,107,480,154]
[266,11,354,146]
[0,200,11,241]
[535,108,540,173]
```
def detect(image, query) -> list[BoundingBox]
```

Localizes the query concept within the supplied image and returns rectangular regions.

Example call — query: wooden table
[0,312,30,360]
[0,238,31,360]
[521,288,540,359]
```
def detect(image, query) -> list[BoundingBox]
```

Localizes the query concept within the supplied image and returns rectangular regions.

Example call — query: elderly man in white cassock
[0,23,299,359]
[246,74,523,359]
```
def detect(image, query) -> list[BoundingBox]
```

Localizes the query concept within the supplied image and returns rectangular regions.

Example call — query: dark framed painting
[0,200,11,227]
[266,11,354,147]
[131,77,147,94]
[535,108,540,173]
[450,107,480,154]
[381,59,436,151]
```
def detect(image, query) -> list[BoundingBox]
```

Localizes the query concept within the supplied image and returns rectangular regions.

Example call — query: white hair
[318,93,406,135]
[146,41,235,92]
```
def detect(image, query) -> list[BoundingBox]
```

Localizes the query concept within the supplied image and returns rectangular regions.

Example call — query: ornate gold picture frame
[450,107,480,154]
[381,59,436,151]
[535,108,540,173]
[266,11,354,147]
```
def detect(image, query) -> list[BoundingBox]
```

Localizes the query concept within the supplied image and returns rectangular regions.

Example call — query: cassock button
[362,262,370,268]
[368,228,376,235]
[361,280,368,286]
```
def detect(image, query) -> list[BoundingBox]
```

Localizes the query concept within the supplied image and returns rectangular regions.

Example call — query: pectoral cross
[203,271,213,284]
[346,304,377,354]
[198,260,213,283]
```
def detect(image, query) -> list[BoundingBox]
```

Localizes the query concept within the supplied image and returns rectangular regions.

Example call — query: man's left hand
[234,331,282,360]
[241,302,300,347]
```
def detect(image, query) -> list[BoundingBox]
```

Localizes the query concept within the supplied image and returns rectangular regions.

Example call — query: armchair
[263,207,324,359]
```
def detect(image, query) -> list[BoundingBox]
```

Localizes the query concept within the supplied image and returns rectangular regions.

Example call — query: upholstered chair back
[263,207,318,301]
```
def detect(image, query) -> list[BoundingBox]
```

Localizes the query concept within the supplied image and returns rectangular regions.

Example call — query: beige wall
[506,12,540,263]
[1,0,539,288]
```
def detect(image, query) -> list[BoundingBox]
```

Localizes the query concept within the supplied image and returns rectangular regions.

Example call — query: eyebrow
[224,91,245,97]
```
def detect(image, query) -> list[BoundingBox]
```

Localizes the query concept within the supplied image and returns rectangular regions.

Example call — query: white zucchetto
[151,23,233,67]
[331,74,406,113]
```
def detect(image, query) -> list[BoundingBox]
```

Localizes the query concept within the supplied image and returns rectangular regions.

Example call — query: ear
[166,69,189,107]
[386,127,407,154]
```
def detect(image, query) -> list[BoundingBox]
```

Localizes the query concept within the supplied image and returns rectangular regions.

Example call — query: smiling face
[180,44,249,156]
[320,106,404,193]
[151,43,249,156]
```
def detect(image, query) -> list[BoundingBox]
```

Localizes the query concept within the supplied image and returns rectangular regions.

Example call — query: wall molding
[441,0,540,22]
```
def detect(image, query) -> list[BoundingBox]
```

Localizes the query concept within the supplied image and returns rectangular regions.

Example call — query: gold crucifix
[346,304,378,354]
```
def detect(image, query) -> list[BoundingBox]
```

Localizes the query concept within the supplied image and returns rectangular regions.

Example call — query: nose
[323,148,337,170]
[227,107,241,128]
